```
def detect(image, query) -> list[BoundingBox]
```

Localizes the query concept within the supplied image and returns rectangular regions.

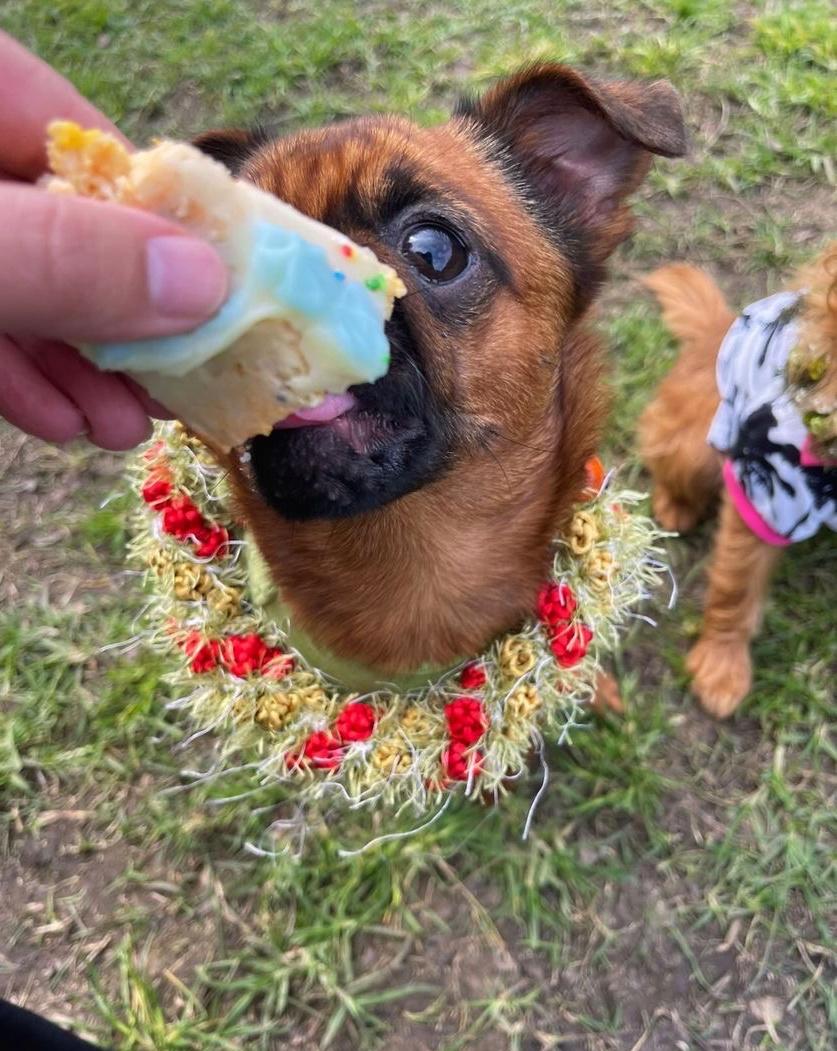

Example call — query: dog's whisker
[485,444,513,499]
[404,355,431,394]
[487,426,553,457]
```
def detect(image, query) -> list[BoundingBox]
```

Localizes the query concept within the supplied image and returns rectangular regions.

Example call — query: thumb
[1,185,228,343]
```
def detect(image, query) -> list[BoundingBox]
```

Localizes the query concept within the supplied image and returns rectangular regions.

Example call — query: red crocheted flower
[442,740,484,782]
[181,631,221,673]
[445,697,488,745]
[459,662,487,691]
[141,475,172,510]
[537,582,577,627]
[286,732,342,772]
[142,440,165,463]
[584,455,605,495]
[550,623,593,668]
[158,495,228,558]
[335,701,376,742]
[161,495,204,538]
[262,652,295,680]
[221,633,286,677]
[302,731,343,769]
[194,525,228,559]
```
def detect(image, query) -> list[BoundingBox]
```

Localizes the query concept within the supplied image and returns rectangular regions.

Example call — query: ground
[1,1,835,1049]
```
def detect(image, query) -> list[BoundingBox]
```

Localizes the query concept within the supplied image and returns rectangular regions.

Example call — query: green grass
[1,1,835,1048]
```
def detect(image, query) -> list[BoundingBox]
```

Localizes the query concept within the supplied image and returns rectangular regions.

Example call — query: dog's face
[197,66,685,523]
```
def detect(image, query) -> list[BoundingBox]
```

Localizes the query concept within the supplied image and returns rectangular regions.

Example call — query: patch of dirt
[607,180,836,314]
[3,812,121,1029]
[338,876,523,1051]
[1,780,242,1042]
[0,429,224,1038]
[0,426,125,608]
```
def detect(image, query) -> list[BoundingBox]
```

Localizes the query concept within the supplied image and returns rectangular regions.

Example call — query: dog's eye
[401,224,469,283]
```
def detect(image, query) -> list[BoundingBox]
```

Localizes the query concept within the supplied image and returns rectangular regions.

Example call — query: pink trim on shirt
[722,459,791,546]
[800,434,837,468]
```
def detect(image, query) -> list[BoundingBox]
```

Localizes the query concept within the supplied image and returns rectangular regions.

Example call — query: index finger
[0,30,132,181]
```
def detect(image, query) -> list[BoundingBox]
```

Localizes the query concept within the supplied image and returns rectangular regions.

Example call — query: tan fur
[686,492,779,718]
[640,246,835,718]
[638,265,735,532]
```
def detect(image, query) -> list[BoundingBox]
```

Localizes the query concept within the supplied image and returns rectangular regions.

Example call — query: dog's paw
[589,671,624,717]
[686,636,751,719]
[652,486,701,533]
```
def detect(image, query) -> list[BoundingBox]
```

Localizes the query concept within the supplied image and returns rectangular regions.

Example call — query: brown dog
[191,65,685,687]
[639,247,837,718]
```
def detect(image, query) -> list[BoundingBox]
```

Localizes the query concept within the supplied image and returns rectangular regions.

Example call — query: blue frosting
[84,221,391,379]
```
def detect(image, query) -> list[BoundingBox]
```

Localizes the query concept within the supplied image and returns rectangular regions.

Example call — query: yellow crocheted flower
[148,548,174,575]
[506,684,542,720]
[255,690,302,731]
[371,740,413,776]
[400,704,434,740]
[503,685,541,740]
[172,562,212,601]
[206,584,241,617]
[587,549,617,591]
[808,356,828,383]
[294,682,328,710]
[568,510,599,555]
[788,344,827,385]
[230,698,254,724]
[170,421,218,464]
[500,637,536,680]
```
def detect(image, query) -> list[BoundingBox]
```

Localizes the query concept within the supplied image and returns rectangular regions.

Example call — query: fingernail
[146,237,228,320]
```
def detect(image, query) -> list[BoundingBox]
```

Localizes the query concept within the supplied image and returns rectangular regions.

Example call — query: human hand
[0,32,228,450]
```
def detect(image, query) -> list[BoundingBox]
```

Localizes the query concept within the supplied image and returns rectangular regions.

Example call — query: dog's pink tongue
[274,393,357,429]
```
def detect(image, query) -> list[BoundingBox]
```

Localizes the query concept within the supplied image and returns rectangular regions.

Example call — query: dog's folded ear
[458,64,686,252]
[191,127,269,175]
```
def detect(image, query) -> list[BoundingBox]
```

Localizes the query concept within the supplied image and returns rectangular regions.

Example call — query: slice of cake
[44,121,405,451]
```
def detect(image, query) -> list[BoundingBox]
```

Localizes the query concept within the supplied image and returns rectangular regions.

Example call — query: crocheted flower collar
[129,422,670,830]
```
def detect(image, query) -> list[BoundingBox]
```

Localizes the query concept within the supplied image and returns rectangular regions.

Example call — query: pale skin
[0,31,228,450]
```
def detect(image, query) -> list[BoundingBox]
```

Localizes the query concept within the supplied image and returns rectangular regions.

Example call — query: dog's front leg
[686,491,779,718]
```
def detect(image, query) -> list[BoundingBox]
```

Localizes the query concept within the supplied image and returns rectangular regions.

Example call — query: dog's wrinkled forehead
[194,64,685,308]
[196,116,568,302]
[245,118,546,286]
[255,121,478,214]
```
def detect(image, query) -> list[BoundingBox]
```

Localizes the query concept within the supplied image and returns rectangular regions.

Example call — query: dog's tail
[641,264,735,347]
